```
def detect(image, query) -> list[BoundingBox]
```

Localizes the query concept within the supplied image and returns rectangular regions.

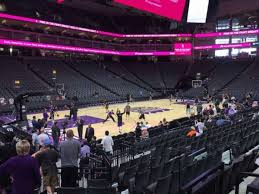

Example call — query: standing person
[195,119,206,135]
[32,129,40,152]
[32,116,38,129]
[169,94,173,105]
[116,109,125,134]
[49,104,57,121]
[149,92,153,101]
[196,103,203,116]
[124,103,131,120]
[186,103,191,116]
[103,110,116,123]
[71,103,78,122]
[51,122,60,149]
[85,124,94,143]
[101,131,114,155]
[43,108,49,121]
[104,101,109,113]
[135,122,142,141]
[0,140,41,194]
[38,128,51,148]
[60,130,81,187]
[34,139,59,194]
[138,108,145,121]
[76,118,84,141]
[68,103,74,120]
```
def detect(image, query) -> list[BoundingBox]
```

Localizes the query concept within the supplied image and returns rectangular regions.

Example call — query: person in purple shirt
[103,110,115,123]
[0,140,41,194]
[43,108,49,121]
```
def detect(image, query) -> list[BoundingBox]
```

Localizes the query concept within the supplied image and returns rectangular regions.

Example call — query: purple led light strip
[0,39,252,56]
[0,13,191,38]
[195,30,259,38]
[0,13,258,39]
[0,39,180,56]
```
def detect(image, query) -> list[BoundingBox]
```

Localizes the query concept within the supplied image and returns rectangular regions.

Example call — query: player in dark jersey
[104,101,109,113]
[139,108,145,121]
[124,103,131,119]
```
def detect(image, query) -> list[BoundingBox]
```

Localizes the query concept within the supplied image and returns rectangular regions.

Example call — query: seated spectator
[187,126,197,137]
[0,140,41,194]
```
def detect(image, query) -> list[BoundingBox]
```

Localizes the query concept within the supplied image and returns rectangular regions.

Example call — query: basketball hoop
[192,80,202,88]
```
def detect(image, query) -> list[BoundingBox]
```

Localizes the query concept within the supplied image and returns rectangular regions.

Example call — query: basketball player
[49,103,58,120]
[104,101,109,113]
[103,110,116,123]
[116,109,125,133]
[149,92,153,101]
[138,108,145,121]
[124,103,131,119]
[169,94,173,105]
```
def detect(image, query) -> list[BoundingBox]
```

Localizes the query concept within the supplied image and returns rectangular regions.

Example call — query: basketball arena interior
[0,0,259,194]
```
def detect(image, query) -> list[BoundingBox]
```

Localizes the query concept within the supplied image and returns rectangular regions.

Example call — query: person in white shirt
[195,119,205,134]
[101,131,114,155]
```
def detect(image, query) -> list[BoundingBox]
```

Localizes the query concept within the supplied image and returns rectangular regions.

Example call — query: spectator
[85,124,94,143]
[79,140,91,179]
[196,103,203,116]
[135,122,142,140]
[145,122,151,128]
[60,130,80,187]
[51,122,60,149]
[162,118,168,127]
[141,123,149,139]
[76,118,84,141]
[187,126,197,137]
[0,140,41,194]
[101,131,114,155]
[43,108,49,121]
[31,129,39,152]
[34,138,59,194]
[31,116,38,129]
[186,103,191,116]
[90,136,98,153]
[80,140,90,158]
[38,128,51,148]
[195,119,205,134]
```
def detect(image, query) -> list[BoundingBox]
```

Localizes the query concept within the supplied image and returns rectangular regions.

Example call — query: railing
[0,27,173,52]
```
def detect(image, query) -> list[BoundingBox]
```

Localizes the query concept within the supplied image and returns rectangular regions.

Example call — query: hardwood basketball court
[27,99,191,139]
